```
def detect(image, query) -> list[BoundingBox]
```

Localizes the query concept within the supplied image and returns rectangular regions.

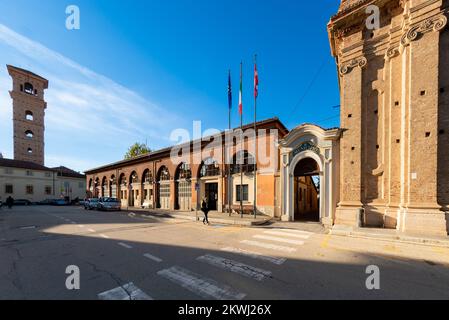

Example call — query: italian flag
[239,63,243,116]
[254,62,259,98]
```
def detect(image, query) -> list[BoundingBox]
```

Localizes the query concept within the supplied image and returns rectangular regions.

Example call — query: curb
[330,228,449,248]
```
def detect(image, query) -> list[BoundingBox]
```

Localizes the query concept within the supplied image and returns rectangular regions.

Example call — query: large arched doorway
[88,178,93,197]
[119,173,127,206]
[94,178,100,198]
[156,166,171,209]
[141,169,154,208]
[293,157,320,222]
[110,175,117,198]
[129,171,139,207]
[280,124,341,226]
[101,177,107,198]
[175,163,192,211]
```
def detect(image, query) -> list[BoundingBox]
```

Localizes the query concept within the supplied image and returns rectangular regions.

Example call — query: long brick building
[86,0,449,237]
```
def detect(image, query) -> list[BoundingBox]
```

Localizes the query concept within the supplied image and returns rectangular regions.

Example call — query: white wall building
[0,159,85,203]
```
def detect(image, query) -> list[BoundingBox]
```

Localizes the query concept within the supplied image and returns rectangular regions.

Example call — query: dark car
[53,199,70,206]
[37,199,57,205]
[13,199,32,206]
[98,197,121,211]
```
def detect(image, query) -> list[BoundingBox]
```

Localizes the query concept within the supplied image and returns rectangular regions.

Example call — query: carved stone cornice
[339,56,368,75]
[401,14,448,46]
[332,0,372,20]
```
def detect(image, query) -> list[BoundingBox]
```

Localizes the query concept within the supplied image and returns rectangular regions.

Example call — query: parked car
[37,199,57,205]
[13,199,32,206]
[53,199,70,206]
[98,197,121,211]
[84,198,99,210]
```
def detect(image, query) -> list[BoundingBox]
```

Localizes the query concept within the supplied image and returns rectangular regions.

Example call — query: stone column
[335,56,366,226]
[400,18,448,236]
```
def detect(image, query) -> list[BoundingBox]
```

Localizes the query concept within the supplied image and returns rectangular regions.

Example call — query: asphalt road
[1,205,449,300]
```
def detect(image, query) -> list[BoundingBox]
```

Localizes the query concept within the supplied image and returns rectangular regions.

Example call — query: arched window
[27,148,33,154]
[142,170,153,184]
[25,130,34,139]
[24,83,34,95]
[157,166,170,182]
[231,151,255,174]
[176,163,192,180]
[25,111,33,121]
[130,171,139,184]
[119,173,127,187]
[199,158,220,177]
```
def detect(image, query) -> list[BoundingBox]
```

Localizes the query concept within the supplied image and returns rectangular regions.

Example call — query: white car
[98,198,121,211]
[84,198,100,210]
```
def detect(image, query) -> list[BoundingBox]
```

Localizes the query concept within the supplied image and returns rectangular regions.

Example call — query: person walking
[6,196,14,209]
[201,198,210,225]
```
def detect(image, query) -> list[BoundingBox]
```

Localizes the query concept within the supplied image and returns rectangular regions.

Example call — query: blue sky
[0,0,341,172]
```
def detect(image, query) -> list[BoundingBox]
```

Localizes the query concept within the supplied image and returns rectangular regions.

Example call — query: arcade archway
[293,157,320,222]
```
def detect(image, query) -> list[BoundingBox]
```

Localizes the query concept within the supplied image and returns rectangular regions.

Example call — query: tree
[124,143,151,159]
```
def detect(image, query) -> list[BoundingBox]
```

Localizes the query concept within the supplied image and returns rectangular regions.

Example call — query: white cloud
[0,24,181,171]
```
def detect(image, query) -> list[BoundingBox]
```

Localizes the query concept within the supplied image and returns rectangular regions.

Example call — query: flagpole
[253,54,258,220]
[240,62,244,219]
[228,70,232,217]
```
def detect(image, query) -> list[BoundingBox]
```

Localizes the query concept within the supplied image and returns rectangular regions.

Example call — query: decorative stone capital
[401,14,448,47]
[385,47,400,60]
[339,57,367,75]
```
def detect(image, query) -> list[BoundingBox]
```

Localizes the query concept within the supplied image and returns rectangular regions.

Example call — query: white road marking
[157,266,246,300]
[220,247,286,265]
[98,282,152,300]
[263,230,310,239]
[87,229,96,233]
[253,235,305,245]
[20,226,37,230]
[118,242,133,249]
[143,253,162,263]
[100,234,110,239]
[197,254,272,281]
[240,240,296,253]
[271,228,313,236]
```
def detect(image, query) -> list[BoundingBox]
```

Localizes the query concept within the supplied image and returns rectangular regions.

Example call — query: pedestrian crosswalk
[240,239,297,253]
[157,266,246,300]
[253,234,305,245]
[98,282,153,300]
[220,247,286,265]
[98,227,313,300]
[197,254,272,281]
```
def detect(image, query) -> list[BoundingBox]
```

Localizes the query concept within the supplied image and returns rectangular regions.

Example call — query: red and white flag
[254,62,259,99]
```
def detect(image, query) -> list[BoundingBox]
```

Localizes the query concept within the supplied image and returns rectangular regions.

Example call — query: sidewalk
[122,207,272,226]
[330,225,449,248]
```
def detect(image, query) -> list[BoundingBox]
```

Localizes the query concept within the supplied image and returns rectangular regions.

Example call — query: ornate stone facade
[328,0,449,236]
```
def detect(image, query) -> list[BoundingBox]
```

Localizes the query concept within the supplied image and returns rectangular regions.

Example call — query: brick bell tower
[7,65,49,166]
